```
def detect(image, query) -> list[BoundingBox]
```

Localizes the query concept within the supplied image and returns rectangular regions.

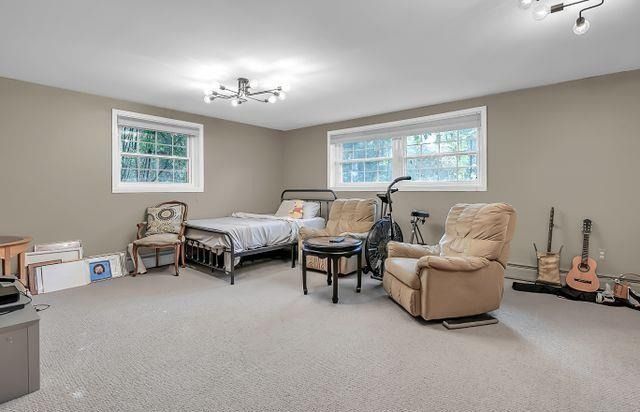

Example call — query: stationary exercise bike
[364,176,411,280]
[409,209,430,245]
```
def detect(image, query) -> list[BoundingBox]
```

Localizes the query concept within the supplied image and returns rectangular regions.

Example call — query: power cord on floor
[34,303,51,312]
[0,277,51,315]
[19,286,51,312]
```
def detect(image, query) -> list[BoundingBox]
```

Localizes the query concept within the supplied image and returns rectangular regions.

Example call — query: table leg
[326,257,332,286]
[132,244,139,277]
[302,250,308,295]
[18,252,27,285]
[332,257,339,304]
[356,251,362,293]
[2,256,10,277]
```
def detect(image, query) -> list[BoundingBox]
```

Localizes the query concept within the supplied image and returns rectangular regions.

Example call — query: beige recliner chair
[299,198,376,275]
[383,203,517,321]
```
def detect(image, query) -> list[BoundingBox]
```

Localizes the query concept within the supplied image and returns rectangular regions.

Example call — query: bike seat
[411,209,430,218]
[376,193,388,203]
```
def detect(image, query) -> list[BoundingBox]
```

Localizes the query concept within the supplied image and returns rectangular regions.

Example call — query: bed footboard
[185,235,297,285]
[185,235,237,284]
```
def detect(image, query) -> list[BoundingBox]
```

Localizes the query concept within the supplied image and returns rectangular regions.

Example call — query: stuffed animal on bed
[289,200,304,219]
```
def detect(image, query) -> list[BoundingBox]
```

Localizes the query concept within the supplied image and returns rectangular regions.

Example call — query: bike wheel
[365,218,403,280]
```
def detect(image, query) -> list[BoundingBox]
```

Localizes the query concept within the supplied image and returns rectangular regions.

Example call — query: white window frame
[111,109,204,193]
[327,106,487,192]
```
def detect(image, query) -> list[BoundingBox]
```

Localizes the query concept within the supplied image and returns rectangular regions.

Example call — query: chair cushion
[439,203,516,267]
[385,257,420,289]
[134,233,181,246]
[147,205,184,235]
[326,199,376,235]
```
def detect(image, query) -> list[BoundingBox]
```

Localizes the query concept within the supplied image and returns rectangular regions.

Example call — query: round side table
[301,236,363,304]
[0,236,32,284]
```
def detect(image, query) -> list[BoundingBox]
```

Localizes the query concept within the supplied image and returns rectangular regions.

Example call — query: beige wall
[3,71,639,276]
[282,70,640,276]
[0,77,285,257]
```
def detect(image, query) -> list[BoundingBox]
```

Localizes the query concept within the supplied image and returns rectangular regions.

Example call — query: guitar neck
[581,232,590,263]
[546,208,554,253]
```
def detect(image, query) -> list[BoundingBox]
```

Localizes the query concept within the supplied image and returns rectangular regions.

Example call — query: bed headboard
[280,189,337,219]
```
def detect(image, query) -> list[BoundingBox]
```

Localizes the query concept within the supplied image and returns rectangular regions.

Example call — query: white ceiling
[1,1,638,130]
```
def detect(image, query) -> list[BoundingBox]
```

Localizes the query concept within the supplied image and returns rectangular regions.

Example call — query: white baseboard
[505,264,538,282]
[505,263,631,289]
[125,249,175,273]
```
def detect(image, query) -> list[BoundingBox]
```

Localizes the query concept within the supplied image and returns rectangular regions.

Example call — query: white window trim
[326,106,487,192]
[111,109,204,193]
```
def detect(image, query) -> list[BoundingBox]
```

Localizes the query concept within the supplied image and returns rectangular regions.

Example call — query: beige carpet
[2,261,639,411]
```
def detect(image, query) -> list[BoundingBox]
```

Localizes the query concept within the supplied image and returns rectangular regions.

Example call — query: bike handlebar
[387,176,412,192]
[390,175,412,185]
[385,176,412,209]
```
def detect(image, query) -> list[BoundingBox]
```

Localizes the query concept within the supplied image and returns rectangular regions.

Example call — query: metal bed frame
[184,189,337,285]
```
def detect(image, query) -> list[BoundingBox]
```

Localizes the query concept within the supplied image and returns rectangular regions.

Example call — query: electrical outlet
[598,248,606,261]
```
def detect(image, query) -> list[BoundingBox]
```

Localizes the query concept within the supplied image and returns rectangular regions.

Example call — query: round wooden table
[0,236,32,283]
[301,236,363,304]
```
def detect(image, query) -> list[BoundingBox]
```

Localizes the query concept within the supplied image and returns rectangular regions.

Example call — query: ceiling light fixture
[573,16,590,35]
[519,0,534,9]
[521,0,604,35]
[203,77,290,107]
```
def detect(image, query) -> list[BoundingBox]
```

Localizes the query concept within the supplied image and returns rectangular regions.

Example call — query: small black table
[301,236,363,304]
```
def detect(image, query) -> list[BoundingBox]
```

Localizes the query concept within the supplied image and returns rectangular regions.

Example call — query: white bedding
[186,212,325,265]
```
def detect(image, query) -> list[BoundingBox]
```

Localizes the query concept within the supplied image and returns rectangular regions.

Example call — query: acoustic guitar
[566,219,600,292]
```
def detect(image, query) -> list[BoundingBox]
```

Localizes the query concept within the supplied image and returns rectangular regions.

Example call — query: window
[112,110,204,193]
[327,107,486,191]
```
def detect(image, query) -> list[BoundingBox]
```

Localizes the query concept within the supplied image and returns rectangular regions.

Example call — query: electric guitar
[566,219,600,292]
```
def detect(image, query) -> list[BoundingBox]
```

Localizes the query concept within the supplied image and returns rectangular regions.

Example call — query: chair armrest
[179,222,187,240]
[339,231,368,240]
[417,255,490,272]
[387,241,440,259]
[299,227,329,241]
[136,222,147,240]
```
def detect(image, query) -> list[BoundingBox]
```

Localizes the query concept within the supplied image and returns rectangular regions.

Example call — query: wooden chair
[132,201,188,276]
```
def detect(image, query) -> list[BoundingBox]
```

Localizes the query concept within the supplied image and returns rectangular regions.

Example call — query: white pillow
[275,200,297,217]
[303,202,320,219]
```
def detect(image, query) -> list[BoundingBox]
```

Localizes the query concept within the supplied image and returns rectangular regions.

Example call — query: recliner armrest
[339,231,368,240]
[387,241,440,259]
[299,227,329,240]
[417,255,490,271]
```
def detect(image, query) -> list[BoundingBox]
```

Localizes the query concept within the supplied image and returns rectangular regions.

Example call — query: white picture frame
[34,240,83,253]
[26,248,83,266]
[39,260,90,293]
[86,252,127,278]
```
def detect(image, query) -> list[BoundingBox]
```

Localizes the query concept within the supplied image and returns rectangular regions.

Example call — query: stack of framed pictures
[25,240,127,294]
[26,241,84,294]
[86,253,127,282]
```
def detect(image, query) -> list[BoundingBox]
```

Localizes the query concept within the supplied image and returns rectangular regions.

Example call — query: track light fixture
[518,0,605,35]
[203,78,290,107]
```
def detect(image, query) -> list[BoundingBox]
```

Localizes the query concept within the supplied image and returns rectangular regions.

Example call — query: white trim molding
[327,106,487,192]
[111,109,204,193]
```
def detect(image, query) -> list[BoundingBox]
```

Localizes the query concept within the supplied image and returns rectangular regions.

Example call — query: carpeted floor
[2,261,639,411]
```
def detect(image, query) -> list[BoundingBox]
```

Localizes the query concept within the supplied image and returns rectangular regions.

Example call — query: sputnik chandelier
[203,77,290,107]
[518,0,605,35]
